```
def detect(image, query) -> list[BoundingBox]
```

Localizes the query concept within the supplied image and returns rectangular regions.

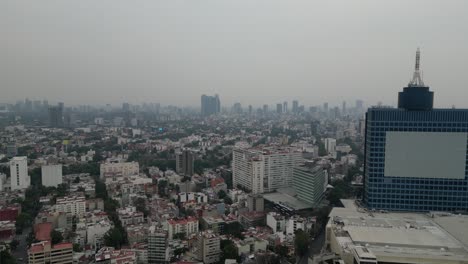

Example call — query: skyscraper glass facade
[364,108,468,211]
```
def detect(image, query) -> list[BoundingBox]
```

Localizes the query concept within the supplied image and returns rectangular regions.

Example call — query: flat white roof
[329,200,468,261]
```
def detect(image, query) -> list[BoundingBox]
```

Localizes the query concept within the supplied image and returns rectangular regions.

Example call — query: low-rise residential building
[0,220,15,242]
[34,222,52,241]
[118,206,145,226]
[28,241,73,264]
[35,211,73,230]
[86,198,105,211]
[178,192,208,204]
[0,204,21,222]
[131,243,148,264]
[195,231,220,264]
[86,220,113,249]
[126,224,149,245]
[55,195,86,216]
[239,211,265,228]
[167,216,199,240]
[95,247,137,264]
[285,215,308,235]
[235,237,268,256]
[100,160,139,183]
[266,212,286,233]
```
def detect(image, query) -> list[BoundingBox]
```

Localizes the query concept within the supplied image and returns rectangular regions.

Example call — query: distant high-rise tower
[283,101,288,113]
[323,102,329,113]
[292,100,299,113]
[276,103,283,114]
[364,49,468,212]
[201,94,221,116]
[356,100,364,110]
[48,103,64,127]
[122,102,130,112]
[342,101,347,115]
[176,150,194,177]
[263,104,268,114]
[232,102,242,114]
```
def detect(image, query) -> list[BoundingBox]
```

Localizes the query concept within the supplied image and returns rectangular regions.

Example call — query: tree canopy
[294,229,309,257]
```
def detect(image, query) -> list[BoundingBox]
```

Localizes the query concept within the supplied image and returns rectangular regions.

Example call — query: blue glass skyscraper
[363,49,468,211]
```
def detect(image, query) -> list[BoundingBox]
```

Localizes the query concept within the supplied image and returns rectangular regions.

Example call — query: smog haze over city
[2,2,468,264]
[2,0,468,107]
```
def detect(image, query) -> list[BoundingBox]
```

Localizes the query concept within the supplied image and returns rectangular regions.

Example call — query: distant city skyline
[2,1,468,108]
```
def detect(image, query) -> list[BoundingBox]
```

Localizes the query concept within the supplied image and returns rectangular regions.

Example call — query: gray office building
[176,150,194,177]
[293,164,328,206]
[201,94,221,116]
[364,49,468,211]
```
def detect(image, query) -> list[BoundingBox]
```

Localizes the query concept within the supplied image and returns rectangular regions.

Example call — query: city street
[11,227,31,263]
[297,228,325,264]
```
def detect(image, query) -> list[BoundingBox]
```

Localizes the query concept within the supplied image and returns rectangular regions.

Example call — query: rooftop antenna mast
[409,48,425,86]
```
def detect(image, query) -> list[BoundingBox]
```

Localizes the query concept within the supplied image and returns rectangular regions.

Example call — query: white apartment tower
[232,147,303,194]
[324,138,337,157]
[10,156,30,190]
[41,164,63,187]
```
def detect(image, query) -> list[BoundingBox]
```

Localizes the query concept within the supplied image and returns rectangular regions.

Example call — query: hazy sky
[2,0,468,108]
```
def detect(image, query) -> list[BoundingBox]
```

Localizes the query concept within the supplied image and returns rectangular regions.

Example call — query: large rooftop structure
[326,200,468,264]
[363,49,468,211]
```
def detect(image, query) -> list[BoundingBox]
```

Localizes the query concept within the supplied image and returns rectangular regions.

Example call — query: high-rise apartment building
[232,102,242,114]
[176,150,194,177]
[122,102,130,112]
[276,103,282,114]
[41,164,63,187]
[323,102,329,113]
[232,147,303,194]
[148,226,168,264]
[364,49,468,211]
[48,103,64,127]
[10,156,30,190]
[196,231,220,264]
[292,100,299,113]
[28,241,73,264]
[201,94,221,116]
[293,164,328,206]
[356,99,364,110]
